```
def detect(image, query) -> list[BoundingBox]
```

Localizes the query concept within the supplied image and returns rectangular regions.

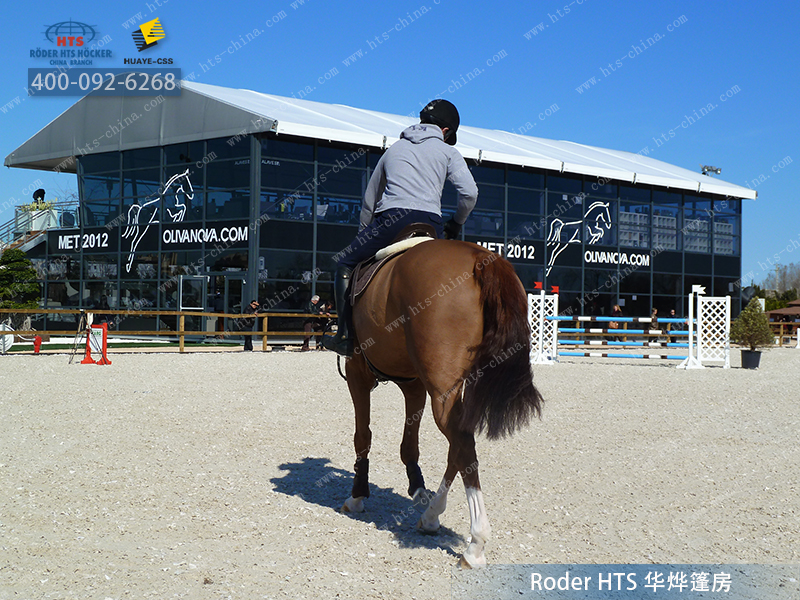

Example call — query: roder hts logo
[132,18,165,51]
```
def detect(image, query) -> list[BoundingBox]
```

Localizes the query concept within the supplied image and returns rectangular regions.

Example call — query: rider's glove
[443,218,462,240]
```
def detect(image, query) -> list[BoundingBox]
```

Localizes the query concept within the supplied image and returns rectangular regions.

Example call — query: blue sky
[2,0,797,286]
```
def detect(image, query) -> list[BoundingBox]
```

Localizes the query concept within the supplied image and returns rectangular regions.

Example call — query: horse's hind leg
[397,379,429,499]
[342,353,376,513]
[418,410,491,567]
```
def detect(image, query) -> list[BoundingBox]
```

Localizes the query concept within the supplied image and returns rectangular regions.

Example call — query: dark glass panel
[477,184,504,211]
[261,219,314,251]
[207,136,251,160]
[206,158,250,189]
[123,147,160,170]
[84,254,119,280]
[507,213,546,241]
[259,191,313,221]
[164,141,205,165]
[546,266,582,291]
[468,164,504,185]
[317,196,360,225]
[317,143,367,168]
[83,174,121,201]
[261,160,315,191]
[464,209,503,237]
[316,223,357,253]
[507,188,544,214]
[546,174,582,194]
[507,168,544,189]
[619,185,651,202]
[261,136,314,162]
[260,250,313,280]
[122,169,161,198]
[80,152,119,174]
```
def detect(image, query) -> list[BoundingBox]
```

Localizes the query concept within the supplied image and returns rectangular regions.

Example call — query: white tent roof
[5,79,756,200]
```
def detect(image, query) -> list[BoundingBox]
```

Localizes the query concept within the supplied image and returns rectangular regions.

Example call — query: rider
[322,99,479,357]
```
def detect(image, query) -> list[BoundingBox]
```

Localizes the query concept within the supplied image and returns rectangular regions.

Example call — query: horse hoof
[416,516,440,535]
[458,554,486,569]
[458,553,487,569]
[341,496,365,513]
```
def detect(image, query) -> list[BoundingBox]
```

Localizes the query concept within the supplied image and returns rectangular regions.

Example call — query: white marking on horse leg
[417,476,450,532]
[460,486,491,568]
[341,496,365,513]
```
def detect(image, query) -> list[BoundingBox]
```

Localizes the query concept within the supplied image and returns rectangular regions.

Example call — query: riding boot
[322,266,354,357]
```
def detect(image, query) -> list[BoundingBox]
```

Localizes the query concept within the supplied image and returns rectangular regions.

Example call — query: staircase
[0,201,80,254]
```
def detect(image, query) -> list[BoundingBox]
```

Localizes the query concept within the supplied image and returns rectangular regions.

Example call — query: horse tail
[459,251,543,440]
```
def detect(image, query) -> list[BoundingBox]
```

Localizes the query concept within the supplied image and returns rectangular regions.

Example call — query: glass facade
[34,132,744,330]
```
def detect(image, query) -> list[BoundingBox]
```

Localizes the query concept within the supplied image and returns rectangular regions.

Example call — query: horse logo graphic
[122,169,193,273]
[546,201,611,275]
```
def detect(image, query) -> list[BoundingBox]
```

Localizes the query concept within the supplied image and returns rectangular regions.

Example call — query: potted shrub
[729,298,775,369]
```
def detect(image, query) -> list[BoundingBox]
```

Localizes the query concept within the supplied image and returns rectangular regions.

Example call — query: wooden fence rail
[0,308,331,353]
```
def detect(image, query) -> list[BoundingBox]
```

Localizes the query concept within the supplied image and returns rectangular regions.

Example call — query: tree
[0,249,40,311]
[730,297,775,352]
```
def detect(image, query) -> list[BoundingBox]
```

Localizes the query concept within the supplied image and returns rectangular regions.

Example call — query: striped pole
[559,351,688,360]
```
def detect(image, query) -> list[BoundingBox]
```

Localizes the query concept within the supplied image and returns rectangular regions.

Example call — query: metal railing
[0,201,80,249]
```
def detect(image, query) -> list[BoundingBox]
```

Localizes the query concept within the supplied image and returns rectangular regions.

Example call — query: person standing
[610,303,623,342]
[323,99,479,356]
[242,299,260,351]
[302,295,328,351]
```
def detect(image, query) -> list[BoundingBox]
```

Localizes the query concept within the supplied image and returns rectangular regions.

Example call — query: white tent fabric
[5,79,756,200]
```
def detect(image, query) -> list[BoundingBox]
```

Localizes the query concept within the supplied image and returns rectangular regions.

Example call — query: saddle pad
[375,236,433,261]
[351,237,434,303]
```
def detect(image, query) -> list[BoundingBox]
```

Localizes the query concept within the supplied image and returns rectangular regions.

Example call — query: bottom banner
[451,564,799,600]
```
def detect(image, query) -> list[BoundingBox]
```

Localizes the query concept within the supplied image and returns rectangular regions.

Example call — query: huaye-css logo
[43,20,97,47]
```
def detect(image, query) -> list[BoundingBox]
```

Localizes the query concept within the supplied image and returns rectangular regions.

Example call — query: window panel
[317,196,360,225]
[619,202,650,249]
[80,152,119,174]
[260,250,313,280]
[122,169,161,198]
[83,174,121,201]
[84,254,119,280]
[507,213,545,241]
[164,141,204,166]
[206,190,250,219]
[259,191,313,221]
[83,199,119,227]
[546,175,582,194]
[316,167,367,197]
[507,169,544,189]
[206,159,250,189]
[261,137,314,162]
[507,187,544,214]
[464,209,503,237]
[317,144,367,168]
[262,160,315,191]
[123,148,160,170]
[478,184,504,211]
[469,164,504,185]
[207,136,250,160]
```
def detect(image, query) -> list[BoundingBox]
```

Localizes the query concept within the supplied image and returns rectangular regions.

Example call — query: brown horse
[340,238,543,568]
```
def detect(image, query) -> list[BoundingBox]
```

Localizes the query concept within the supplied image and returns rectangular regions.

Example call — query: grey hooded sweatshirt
[360,124,478,229]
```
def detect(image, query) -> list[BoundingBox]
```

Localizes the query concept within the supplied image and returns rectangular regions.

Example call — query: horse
[341,238,543,568]
[545,200,611,275]
[122,169,193,273]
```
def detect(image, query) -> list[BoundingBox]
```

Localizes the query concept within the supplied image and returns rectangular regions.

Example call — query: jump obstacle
[528,287,730,369]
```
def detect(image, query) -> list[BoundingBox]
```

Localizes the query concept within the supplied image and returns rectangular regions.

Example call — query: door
[207,275,246,338]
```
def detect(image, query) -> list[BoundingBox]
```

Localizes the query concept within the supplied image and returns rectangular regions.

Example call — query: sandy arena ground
[1,348,798,599]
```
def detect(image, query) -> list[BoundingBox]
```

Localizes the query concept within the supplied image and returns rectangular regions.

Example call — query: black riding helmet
[420,99,460,146]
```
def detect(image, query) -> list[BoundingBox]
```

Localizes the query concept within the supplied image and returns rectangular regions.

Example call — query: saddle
[349,223,436,304]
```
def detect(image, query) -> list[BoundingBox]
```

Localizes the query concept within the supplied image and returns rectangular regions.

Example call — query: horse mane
[458,250,543,439]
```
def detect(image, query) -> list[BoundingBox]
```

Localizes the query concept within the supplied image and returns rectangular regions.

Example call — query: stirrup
[322,332,354,357]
